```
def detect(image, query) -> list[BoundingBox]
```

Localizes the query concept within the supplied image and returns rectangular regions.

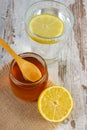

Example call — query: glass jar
[9,52,48,101]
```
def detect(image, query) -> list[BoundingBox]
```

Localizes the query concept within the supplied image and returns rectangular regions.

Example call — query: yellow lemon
[28,14,64,44]
[38,86,73,122]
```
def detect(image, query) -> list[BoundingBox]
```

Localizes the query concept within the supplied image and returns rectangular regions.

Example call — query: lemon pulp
[28,14,64,44]
[38,86,73,122]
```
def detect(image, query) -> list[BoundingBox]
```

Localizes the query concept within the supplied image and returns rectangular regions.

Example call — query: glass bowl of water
[24,0,74,63]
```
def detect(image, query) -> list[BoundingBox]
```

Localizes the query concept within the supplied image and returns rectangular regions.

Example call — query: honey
[9,52,48,101]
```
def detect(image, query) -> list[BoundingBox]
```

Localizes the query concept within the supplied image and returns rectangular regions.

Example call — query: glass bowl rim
[24,0,74,41]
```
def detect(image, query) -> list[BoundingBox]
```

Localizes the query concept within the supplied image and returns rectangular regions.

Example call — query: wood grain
[0,0,87,130]
[70,0,87,70]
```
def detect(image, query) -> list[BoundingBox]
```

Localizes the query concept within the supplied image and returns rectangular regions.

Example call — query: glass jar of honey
[9,52,48,101]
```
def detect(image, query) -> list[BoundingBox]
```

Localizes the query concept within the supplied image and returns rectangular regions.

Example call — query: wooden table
[0,0,87,130]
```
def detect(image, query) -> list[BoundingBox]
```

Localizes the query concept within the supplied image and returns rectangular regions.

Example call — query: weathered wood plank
[0,0,87,130]
[70,0,87,70]
[70,1,87,130]
[0,0,15,66]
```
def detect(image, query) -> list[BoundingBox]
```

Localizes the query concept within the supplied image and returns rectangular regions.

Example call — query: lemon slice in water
[28,14,64,44]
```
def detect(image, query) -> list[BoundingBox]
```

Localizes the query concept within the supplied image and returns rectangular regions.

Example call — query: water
[25,1,74,63]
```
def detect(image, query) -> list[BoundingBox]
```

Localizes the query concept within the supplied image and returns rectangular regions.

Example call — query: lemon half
[38,86,73,122]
